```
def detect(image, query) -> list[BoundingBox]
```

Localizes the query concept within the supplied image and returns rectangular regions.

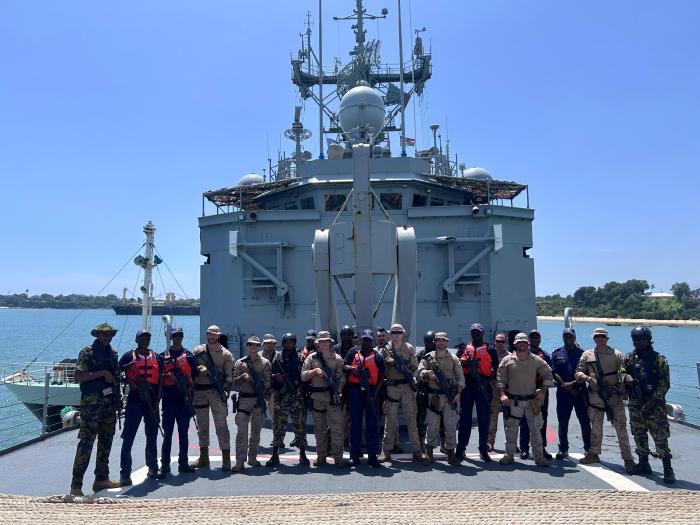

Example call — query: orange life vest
[347,350,380,386]
[460,343,492,377]
[125,350,160,385]
[162,350,192,387]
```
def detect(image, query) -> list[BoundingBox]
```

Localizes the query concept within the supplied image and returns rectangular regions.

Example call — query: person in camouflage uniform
[625,326,675,484]
[266,332,309,467]
[69,323,122,496]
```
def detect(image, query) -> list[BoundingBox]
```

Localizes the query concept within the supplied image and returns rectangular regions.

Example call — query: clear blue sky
[1,0,698,299]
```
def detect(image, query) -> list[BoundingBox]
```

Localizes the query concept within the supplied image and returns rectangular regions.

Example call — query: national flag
[326,137,339,146]
[401,137,416,146]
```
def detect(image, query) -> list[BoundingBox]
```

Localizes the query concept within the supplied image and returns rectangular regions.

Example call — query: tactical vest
[79,342,116,395]
[125,350,160,385]
[347,351,380,385]
[162,350,192,387]
[460,343,491,377]
[628,349,659,399]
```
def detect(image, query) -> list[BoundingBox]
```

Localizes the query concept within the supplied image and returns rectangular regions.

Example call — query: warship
[0,1,696,514]
[199,0,536,356]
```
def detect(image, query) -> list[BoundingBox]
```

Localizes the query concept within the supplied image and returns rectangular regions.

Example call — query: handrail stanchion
[696,363,700,395]
[41,371,50,435]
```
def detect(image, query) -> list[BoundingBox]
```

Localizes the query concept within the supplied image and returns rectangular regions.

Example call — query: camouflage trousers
[271,392,307,448]
[426,394,458,450]
[310,396,344,460]
[71,394,116,489]
[504,399,544,460]
[487,380,505,446]
[193,388,230,449]
[382,383,420,454]
[629,403,671,458]
[588,395,634,461]
[234,395,264,463]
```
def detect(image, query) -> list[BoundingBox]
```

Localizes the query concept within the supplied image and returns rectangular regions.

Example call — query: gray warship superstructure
[199,1,535,355]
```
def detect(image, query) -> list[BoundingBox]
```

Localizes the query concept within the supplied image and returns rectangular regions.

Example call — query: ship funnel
[338,82,385,143]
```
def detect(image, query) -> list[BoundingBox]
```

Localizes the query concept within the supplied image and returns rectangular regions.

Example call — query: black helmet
[424,330,436,345]
[340,325,354,336]
[282,332,297,343]
[631,326,652,339]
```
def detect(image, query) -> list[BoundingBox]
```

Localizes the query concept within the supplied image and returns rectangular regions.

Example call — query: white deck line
[570,453,648,492]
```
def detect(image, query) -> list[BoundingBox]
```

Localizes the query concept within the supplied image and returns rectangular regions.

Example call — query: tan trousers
[504,400,544,460]
[426,395,457,449]
[234,395,264,463]
[588,395,633,461]
[311,397,344,460]
[487,386,504,446]
[382,383,420,454]
[193,388,230,449]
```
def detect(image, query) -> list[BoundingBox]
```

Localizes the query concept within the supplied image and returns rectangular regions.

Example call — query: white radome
[237,173,265,186]
[338,83,386,137]
[462,167,493,180]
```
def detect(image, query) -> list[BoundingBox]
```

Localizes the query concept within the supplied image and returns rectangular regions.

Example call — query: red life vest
[460,343,492,377]
[125,350,160,385]
[162,350,192,387]
[347,350,380,386]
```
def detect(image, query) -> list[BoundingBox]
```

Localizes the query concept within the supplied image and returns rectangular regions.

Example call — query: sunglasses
[495,340,506,343]
[593,335,608,339]
[390,331,403,335]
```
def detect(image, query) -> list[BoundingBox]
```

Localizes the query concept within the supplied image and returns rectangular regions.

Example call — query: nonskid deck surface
[2,490,700,525]
[0,393,698,498]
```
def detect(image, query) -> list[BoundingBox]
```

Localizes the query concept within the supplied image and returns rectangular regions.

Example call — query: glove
[197,365,209,375]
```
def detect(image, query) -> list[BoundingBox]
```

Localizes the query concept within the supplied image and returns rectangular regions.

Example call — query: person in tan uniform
[261,333,278,445]
[575,327,636,470]
[487,332,510,451]
[301,331,349,468]
[378,323,422,462]
[232,335,271,472]
[496,332,553,466]
[191,325,234,471]
[417,332,464,466]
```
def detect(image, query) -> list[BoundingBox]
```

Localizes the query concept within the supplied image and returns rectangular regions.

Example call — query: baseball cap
[360,329,374,340]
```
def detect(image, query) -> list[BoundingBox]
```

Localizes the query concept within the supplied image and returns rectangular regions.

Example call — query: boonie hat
[91,322,118,338]
[316,331,334,342]
[262,334,277,344]
[206,325,222,335]
[390,323,405,333]
[434,331,450,341]
[306,329,317,340]
[247,335,261,345]
[360,329,374,340]
[513,332,529,344]
[592,327,609,339]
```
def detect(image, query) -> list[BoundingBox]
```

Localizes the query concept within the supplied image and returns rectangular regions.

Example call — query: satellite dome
[237,173,265,186]
[462,167,493,180]
[338,83,386,138]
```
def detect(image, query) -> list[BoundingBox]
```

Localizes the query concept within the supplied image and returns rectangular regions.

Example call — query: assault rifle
[133,377,163,436]
[426,354,459,413]
[172,363,198,430]
[389,347,417,392]
[111,360,123,430]
[272,354,301,401]
[592,350,616,422]
[628,352,660,416]
[245,356,268,417]
[204,348,228,404]
[316,351,341,405]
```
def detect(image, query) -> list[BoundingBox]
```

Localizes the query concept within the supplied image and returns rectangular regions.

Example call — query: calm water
[0,309,698,450]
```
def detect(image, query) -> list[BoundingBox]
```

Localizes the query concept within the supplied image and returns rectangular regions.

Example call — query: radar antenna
[284,105,312,170]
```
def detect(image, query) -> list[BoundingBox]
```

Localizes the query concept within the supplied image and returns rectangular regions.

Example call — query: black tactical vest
[79,342,117,395]
[628,349,659,399]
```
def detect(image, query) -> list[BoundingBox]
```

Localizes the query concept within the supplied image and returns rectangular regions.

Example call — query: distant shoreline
[538,316,700,327]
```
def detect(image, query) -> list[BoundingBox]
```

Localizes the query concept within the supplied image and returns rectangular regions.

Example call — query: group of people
[68,320,676,496]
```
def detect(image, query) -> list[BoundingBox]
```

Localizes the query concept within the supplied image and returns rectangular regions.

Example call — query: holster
[230,392,239,413]
[530,399,541,416]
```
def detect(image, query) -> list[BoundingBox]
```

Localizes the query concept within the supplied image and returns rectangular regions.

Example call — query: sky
[1,0,698,299]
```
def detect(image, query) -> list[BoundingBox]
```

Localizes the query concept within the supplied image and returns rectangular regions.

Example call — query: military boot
[535,456,550,467]
[578,452,600,465]
[232,460,245,473]
[299,446,310,466]
[69,488,84,497]
[313,456,327,466]
[266,447,280,468]
[367,454,381,468]
[662,456,676,484]
[624,459,637,472]
[190,447,210,469]
[378,452,392,463]
[447,449,460,466]
[499,454,514,465]
[221,449,232,471]
[334,456,351,468]
[248,454,261,467]
[412,451,423,462]
[631,454,652,475]
[92,479,121,491]
[422,447,434,466]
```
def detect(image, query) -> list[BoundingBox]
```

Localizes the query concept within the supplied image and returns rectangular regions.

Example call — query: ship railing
[0,361,77,386]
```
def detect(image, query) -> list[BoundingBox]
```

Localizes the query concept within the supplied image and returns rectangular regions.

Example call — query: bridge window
[412,194,427,207]
[380,192,402,210]
[430,197,444,206]
[300,197,316,210]
[284,201,299,210]
[325,194,347,211]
